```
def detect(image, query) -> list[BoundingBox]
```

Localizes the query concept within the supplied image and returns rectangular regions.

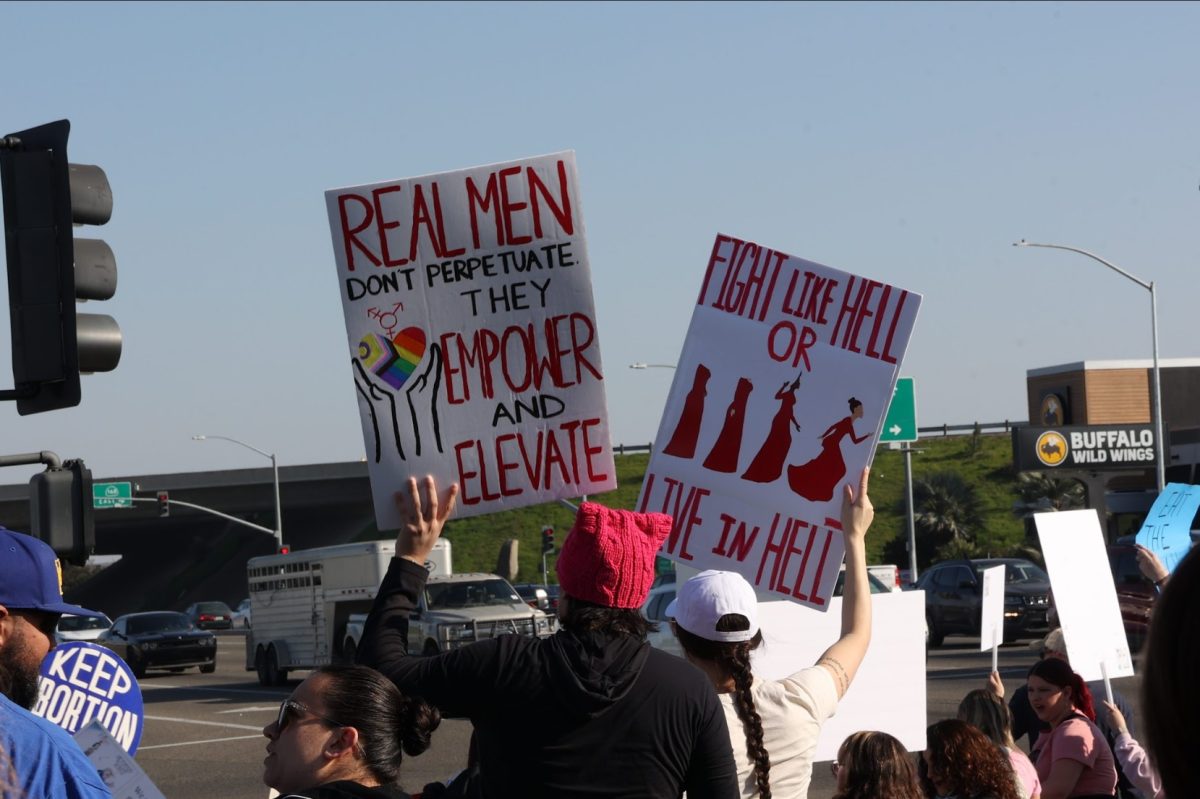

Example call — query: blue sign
[1135,483,1200,576]
[33,642,144,754]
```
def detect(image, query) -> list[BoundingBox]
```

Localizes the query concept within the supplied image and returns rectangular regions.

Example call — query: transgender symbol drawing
[352,323,445,464]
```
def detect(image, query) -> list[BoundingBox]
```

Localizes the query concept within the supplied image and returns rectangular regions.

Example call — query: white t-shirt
[718,666,839,799]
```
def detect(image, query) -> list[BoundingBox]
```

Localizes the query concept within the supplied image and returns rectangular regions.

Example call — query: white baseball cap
[665,570,760,643]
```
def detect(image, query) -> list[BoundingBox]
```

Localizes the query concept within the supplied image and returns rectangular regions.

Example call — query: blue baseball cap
[0,528,106,618]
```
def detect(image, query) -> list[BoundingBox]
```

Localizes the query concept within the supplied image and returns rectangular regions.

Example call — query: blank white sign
[1034,509,1134,681]
[980,565,1005,652]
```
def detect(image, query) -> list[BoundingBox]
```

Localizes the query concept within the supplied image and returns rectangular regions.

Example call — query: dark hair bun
[398,695,441,756]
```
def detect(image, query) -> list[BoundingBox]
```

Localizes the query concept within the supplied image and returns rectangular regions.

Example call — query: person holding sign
[262,663,439,798]
[1024,658,1117,799]
[0,528,112,799]
[666,467,874,798]
[357,476,739,799]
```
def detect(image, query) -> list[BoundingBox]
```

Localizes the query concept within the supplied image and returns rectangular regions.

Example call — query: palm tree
[912,471,985,564]
[1012,472,1086,544]
[1013,471,1086,513]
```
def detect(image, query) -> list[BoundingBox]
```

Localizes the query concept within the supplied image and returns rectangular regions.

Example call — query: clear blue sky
[3,1,1197,484]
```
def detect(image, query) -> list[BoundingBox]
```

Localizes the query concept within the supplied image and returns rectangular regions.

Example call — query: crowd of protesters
[3,469,1197,799]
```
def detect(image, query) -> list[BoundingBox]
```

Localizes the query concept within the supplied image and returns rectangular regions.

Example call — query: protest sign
[1035,510,1134,681]
[34,641,144,753]
[753,590,927,761]
[326,152,615,527]
[75,720,165,799]
[1135,482,1200,575]
[979,564,1005,673]
[638,235,920,608]
[979,564,1005,652]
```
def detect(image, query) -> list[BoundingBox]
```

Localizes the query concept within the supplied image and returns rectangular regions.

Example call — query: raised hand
[394,475,459,566]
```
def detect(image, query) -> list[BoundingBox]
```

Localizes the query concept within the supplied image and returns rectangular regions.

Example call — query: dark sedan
[916,558,1052,647]
[96,612,217,678]
[184,601,235,630]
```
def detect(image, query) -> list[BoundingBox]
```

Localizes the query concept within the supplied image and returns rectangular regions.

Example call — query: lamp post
[192,434,284,549]
[1013,240,1165,491]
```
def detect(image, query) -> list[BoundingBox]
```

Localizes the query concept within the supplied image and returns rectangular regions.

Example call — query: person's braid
[722,643,771,799]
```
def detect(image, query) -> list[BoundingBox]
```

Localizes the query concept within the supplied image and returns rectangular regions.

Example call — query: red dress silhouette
[742,380,802,483]
[787,403,867,501]
[663,364,711,459]
[702,377,753,473]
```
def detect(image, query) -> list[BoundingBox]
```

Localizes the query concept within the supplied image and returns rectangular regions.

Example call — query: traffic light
[0,119,121,414]
[541,526,555,554]
[157,491,170,518]
[278,545,290,555]
[29,459,94,565]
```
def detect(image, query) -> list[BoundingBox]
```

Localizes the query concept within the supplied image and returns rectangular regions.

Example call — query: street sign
[92,481,132,509]
[879,377,917,443]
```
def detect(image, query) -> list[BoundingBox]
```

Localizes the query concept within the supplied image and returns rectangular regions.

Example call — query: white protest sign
[34,642,144,753]
[1035,509,1134,681]
[979,564,1005,652]
[753,590,927,761]
[75,719,165,799]
[638,235,920,608]
[326,152,615,527]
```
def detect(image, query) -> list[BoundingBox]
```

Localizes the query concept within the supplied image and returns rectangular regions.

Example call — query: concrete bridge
[0,461,379,617]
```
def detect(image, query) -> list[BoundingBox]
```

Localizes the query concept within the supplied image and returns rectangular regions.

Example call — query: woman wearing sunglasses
[262,664,440,798]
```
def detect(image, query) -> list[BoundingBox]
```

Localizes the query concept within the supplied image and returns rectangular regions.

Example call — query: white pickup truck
[345,572,557,658]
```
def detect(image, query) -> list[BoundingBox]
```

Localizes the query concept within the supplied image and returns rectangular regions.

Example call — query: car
[512,584,550,611]
[231,598,252,629]
[867,564,902,592]
[916,558,1052,647]
[1107,543,1156,651]
[184,601,235,630]
[54,613,113,645]
[95,611,217,678]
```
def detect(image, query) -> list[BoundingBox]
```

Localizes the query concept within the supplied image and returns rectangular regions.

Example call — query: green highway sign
[93,481,133,509]
[879,377,917,443]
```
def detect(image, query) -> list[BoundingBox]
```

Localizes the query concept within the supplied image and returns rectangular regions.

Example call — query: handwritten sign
[326,152,615,527]
[638,235,920,608]
[1135,482,1200,575]
[1035,510,1134,681]
[979,564,1005,652]
[34,642,144,754]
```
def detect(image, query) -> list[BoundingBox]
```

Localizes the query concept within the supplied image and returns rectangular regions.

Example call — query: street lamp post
[192,435,284,549]
[1013,240,1165,491]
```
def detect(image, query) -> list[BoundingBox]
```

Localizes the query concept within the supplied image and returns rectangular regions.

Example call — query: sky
[2,1,1198,485]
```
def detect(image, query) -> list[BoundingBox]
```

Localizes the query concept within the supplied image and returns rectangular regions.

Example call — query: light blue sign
[1135,483,1200,576]
[33,642,144,754]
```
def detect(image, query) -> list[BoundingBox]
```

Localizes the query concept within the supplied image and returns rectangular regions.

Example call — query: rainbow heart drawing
[358,327,427,390]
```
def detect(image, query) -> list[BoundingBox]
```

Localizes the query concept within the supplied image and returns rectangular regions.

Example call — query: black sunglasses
[275,699,347,733]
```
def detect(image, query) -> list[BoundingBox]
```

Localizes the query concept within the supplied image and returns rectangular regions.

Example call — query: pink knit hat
[556,502,674,609]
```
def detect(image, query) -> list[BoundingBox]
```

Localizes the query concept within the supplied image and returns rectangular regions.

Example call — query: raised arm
[816,467,873,698]
[357,476,465,703]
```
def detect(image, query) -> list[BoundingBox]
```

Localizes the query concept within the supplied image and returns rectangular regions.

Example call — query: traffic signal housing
[541,526,555,554]
[29,459,94,566]
[1,119,121,414]
[157,491,170,518]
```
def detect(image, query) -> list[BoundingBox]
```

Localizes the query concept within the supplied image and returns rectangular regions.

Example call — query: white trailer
[244,539,450,685]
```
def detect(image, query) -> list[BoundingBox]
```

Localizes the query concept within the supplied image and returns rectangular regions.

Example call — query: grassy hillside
[382,432,1026,582]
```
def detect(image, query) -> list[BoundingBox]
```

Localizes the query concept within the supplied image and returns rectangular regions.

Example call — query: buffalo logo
[1035,431,1068,467]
